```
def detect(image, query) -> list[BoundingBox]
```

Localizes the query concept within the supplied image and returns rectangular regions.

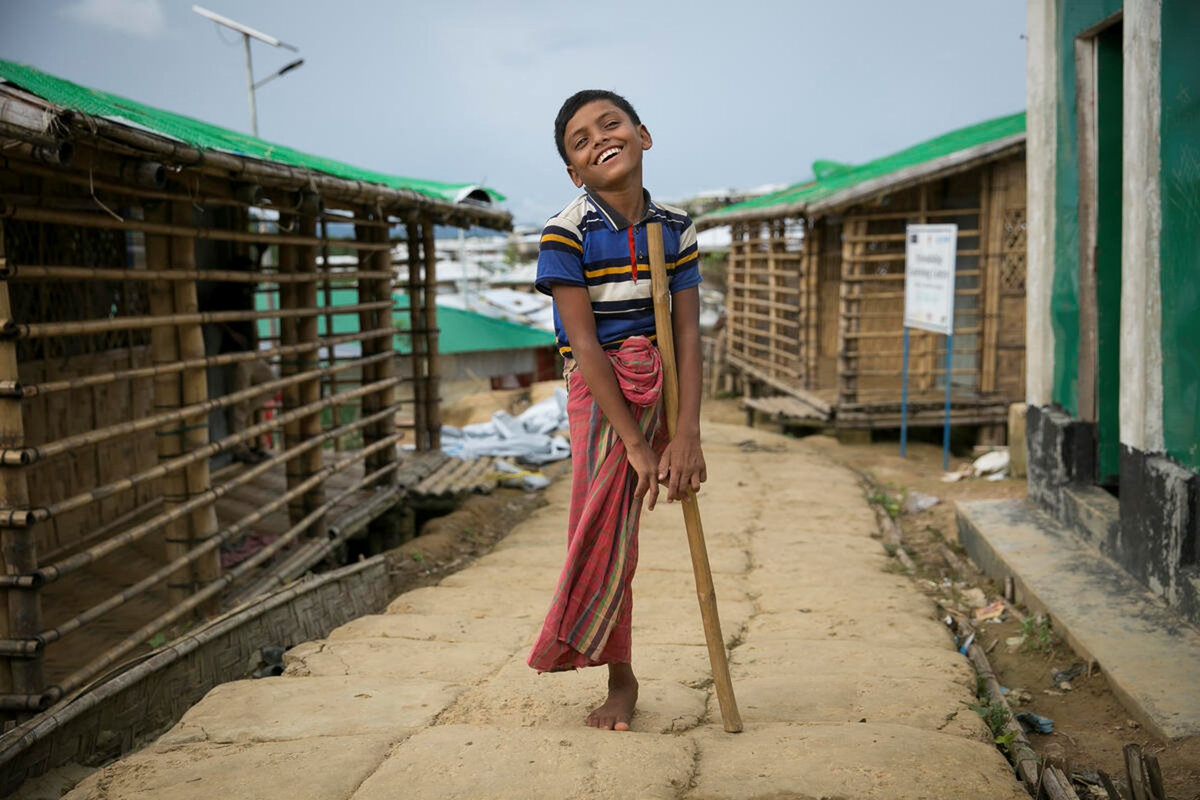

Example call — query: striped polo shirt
[534,190,702,357]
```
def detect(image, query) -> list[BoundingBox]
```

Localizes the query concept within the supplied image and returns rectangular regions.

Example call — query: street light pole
[242,33,257,137]
[193,5,301,138]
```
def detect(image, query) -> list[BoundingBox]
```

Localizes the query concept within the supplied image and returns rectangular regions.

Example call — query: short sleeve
[534,216,585,296]
[669,217,703,293]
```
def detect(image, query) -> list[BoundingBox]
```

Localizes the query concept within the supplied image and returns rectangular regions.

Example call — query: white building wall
[1025,0,1059,407]
[1120,0,1165,453]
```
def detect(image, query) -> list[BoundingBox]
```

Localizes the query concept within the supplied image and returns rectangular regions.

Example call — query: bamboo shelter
[698,113,1026,432]
[0,61,511,718]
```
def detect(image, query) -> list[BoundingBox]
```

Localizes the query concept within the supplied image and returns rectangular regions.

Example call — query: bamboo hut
[0,60,510,717]
[697,113,1027,432]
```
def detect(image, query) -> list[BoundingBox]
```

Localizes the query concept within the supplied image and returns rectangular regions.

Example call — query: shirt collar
[585,188,656,231]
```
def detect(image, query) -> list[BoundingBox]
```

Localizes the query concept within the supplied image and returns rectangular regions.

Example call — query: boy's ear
[639,124,653,151]
[566,163,584,189]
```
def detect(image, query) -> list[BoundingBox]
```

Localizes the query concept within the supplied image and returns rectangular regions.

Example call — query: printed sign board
[903,224,958,335]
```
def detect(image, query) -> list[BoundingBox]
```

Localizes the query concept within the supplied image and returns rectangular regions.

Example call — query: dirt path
[46,420,1029,799]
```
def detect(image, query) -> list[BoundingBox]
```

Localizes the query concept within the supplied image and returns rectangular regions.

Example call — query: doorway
[1076,17,1123,488]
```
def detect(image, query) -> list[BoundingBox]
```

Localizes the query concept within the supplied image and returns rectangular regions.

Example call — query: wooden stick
[647,222,743,733]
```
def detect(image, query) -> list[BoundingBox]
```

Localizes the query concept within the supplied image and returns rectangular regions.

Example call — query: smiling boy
[526,90,707,731]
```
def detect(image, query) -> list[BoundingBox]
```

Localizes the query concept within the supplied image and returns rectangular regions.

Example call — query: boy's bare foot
[587,663,638,731]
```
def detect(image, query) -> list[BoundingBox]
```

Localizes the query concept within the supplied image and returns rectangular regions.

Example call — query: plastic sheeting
[441,388,570,464]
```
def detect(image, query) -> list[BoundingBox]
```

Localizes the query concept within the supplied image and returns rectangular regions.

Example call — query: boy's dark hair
[554,90,641,164]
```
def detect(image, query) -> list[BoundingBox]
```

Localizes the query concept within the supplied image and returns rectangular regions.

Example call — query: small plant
[147,632,168,648]
[410,551,425,563]
[1020,615,1055,654]
[968,686,1018,753]
[868,485,904,519]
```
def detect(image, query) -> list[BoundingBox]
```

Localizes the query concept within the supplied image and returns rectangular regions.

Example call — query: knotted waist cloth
[527,336,666,672]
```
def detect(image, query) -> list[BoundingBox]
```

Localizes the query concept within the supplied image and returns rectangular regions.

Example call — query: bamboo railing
[723,155,1027,429]
[0,133,454,716]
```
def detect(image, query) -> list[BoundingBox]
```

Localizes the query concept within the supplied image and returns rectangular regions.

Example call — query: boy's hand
[627,439,661,510]
[658,432,707,503]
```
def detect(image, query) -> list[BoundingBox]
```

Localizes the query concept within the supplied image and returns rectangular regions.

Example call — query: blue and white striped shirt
[535,190,702,357]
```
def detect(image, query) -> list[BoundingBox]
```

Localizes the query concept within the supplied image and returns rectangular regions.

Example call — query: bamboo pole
[236,460,400,600]
[0,218,44,702]
[406,221,427,451]
[421,218,441,449]
[33,431,401,650]
[295,212,327,539]
[647,222,742,734]
[6,300,392,340]
[0,204,394,251]
[0,375,401,538]
[144,205,192,607]
[277,220,304,526]
[4,264,392,284]
[170,202,221,612]
[369,211,398,484]
[319,218,342,452]
[24,327,394,399]
[0,349,393,466]
[28,406,396,585]
[355,212,382,464]
[45,434,404,705]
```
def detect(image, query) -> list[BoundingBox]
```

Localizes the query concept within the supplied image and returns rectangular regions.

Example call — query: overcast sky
[0,0,1026,227]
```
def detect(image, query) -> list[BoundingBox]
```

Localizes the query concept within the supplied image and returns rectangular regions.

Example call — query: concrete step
[957,498,1200,741]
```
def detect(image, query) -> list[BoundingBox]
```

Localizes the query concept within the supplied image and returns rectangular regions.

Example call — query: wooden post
[421,218,441,450]
[0,220,44,699]
[145,204,192,608]
[296,211,327,538]
[370,215,398,485]
[170,201,221,614]
[277,216,304,525]
[355,210,383,466]
[979,167,1000,395]
[320,218,342,452]
[648,222,743,734]
[405,221,427,451]
[837,218,866,405]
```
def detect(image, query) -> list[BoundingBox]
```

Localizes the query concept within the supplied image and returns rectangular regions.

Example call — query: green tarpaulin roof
[701,111,1024,224]
[0,59,505,205]
[255,288,554,355]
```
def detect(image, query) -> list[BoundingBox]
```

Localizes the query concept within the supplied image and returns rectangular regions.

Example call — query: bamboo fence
[0,82,497,715]
[722,154,1027,429]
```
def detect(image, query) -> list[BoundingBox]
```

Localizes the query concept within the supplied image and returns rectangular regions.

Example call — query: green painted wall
[1052,0,1124,415]
[1159,0,1200,470]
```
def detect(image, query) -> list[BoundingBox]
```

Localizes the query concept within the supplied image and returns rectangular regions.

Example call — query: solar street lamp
[192,5,302,137]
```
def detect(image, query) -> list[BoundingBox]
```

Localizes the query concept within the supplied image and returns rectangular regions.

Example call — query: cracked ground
[58,421,1028,800]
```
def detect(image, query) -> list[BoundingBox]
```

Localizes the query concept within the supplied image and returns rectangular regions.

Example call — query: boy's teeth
[598,147,620,164]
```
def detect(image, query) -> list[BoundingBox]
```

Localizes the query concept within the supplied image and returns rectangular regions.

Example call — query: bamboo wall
[725,218,805,391]
[0,137,454,714]
[726,154,1027,428]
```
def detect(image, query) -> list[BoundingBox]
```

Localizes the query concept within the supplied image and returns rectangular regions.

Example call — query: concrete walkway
[64,423,1027,799]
